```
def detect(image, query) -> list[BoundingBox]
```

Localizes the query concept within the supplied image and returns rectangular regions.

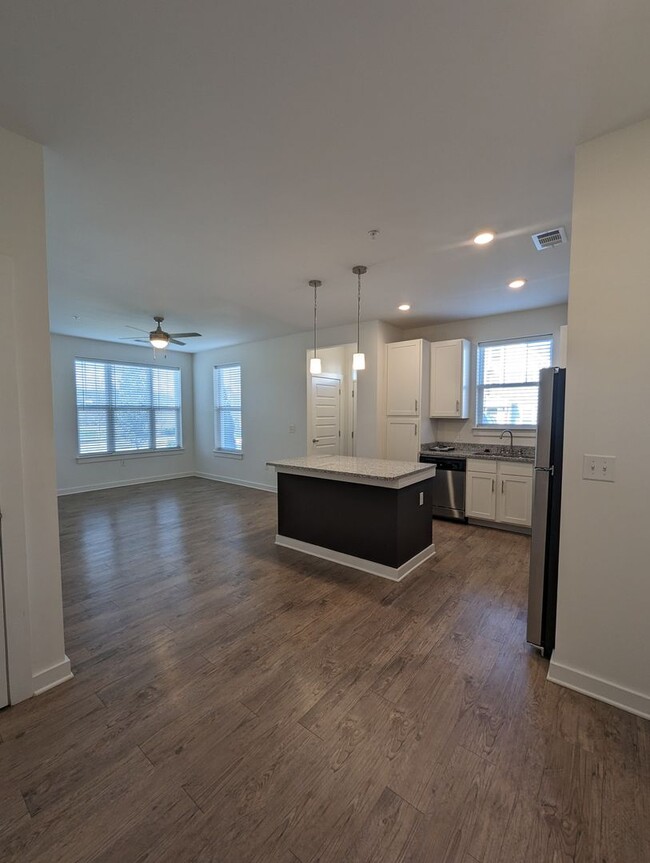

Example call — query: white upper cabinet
[386,339,429,417]
[429,338,470,419]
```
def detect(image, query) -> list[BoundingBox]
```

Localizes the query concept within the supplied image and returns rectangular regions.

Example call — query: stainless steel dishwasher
[418,454,467,521]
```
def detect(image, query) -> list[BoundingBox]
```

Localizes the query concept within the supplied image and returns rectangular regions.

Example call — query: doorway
[306,343,356,456]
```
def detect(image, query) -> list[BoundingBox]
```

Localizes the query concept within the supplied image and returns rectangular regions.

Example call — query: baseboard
[275,535,435,581]
[548,656,650,720]
[32,655,73,696]
[195,471,276,494]
[57,471,195,496]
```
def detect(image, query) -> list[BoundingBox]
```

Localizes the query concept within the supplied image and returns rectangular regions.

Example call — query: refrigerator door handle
[534,465,554,475]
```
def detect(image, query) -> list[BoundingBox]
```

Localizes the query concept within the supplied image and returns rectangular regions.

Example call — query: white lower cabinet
[386,418,420,462]
[466,459,533,529]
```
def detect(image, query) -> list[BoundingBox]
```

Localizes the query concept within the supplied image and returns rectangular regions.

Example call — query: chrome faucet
[499,429,514,451]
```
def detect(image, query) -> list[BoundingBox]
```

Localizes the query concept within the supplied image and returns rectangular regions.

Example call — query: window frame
[213,363,243,457]
[475,335,553,430]
[74,357,183,460]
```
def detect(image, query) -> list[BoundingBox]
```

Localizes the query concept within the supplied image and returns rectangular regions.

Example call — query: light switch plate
[582,454,616,482]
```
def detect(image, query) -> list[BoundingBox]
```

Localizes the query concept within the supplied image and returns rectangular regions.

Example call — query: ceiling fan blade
[119,337,151,342]
[124,325,149,333]
[169,332,201,338]
[168,338,186,346]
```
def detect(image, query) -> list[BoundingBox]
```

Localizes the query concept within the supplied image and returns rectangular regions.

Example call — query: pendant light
[309,280,322,375]
[352,266,367,371]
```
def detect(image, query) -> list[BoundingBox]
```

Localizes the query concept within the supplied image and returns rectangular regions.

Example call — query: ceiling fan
[121,316,202,348]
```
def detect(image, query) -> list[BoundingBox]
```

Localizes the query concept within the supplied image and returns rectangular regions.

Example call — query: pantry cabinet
[466,459,533,529]
[385,339,434,459]
[429,338,470,418]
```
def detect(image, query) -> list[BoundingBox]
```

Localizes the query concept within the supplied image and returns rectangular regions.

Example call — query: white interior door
[309,376,342,456]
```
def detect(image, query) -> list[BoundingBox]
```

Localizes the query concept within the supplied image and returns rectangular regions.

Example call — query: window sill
[213,450,244,460]
[76,448,185,464]
[472,427,536,438]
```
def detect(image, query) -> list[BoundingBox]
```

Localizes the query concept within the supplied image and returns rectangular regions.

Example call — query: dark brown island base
[267,456,437,580]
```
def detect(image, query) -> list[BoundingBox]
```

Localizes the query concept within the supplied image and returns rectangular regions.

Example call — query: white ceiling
[1,1,650,351]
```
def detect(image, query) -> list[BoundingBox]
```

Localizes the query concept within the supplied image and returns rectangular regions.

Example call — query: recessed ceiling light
[473,231,495,246]
[508,278,527,289]
[398,304,411,311]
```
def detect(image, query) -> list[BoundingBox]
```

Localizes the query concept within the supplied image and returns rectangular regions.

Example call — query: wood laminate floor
[1,477,648,862]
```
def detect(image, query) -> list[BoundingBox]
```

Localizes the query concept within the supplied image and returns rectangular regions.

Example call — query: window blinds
[75,359,182,455]
[476,336,553,427]
[213,365,242,452]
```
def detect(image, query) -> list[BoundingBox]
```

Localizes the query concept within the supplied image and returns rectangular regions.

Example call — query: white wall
[405,305,568,445]
[51,334,195,494]
[0,127,68,701]
[193,320,399,491]
[549,118,650,719]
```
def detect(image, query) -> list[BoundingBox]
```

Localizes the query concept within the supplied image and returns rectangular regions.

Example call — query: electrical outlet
[582,454,616,482]
[419,491,424,506]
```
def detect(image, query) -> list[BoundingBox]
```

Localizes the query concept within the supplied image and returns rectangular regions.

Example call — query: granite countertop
[420,441,535,464]
[267,455,435,481]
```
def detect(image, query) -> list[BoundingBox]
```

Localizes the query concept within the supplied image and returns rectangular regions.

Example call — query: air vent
[531,226,567,250]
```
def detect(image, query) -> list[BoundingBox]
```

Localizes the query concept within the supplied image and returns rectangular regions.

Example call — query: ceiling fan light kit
[150,316,170,349]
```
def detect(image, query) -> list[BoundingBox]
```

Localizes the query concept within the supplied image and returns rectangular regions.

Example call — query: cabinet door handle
[415,399,418,413]
[414,425,417,436]
[456,399,459,413]
[491,479,495,493]
[501,480,504,494]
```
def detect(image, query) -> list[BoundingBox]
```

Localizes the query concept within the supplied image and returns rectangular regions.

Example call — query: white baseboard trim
[275,535,436,581]
[57,471,195,496]
[32,655,73,696]
[548,656,650,720]
[195,471,276,494]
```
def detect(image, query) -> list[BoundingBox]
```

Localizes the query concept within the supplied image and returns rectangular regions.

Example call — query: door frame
[305,345,356,456]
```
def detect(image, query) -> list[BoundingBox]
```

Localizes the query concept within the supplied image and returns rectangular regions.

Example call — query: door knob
[312,439,319,443]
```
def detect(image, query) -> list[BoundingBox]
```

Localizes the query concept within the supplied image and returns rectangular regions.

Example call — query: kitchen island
[267,455,436,580]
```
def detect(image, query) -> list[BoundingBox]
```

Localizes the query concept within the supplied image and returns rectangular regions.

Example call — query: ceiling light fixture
[352,266,367,371]
[473,231,495,246]
[398,304,411,312]
[149,316,170,349]
[309,279,322,375]
[508,278,527,289]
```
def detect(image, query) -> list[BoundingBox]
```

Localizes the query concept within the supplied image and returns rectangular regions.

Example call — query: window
[476,336,553,427]
[75,359,182,456]
[213,364,242,453]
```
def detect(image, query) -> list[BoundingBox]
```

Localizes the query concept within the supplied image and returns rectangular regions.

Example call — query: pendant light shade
[352,266,367,372]
[309,280,322,376]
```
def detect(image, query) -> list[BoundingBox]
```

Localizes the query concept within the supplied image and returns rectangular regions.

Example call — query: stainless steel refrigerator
[527,366,566,655]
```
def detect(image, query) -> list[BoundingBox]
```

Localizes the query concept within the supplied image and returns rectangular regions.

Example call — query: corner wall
[0,127,68,701]
[51,334,195,494]
[550,118,650,718]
